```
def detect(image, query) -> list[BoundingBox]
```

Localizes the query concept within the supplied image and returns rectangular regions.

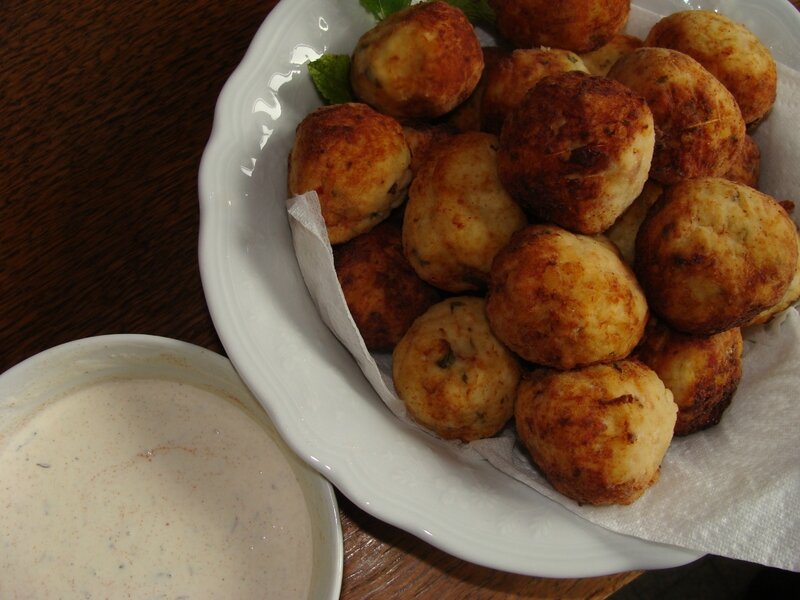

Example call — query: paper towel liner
[286,6,800,572]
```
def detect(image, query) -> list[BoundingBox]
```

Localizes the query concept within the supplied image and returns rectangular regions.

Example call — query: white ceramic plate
[0,335,342,598]
[198,0,799,577]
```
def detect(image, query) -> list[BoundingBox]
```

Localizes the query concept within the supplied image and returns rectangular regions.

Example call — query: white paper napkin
[285,7,800,572]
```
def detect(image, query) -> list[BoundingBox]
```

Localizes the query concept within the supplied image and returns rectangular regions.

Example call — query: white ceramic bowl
[0,334,343,599]
[198,0,800,577]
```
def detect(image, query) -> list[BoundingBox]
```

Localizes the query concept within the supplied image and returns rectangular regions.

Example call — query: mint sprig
[359,0,411,20]
[308,54,354,104]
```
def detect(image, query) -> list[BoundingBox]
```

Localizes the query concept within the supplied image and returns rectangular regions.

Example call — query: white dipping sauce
[0,378,313,599]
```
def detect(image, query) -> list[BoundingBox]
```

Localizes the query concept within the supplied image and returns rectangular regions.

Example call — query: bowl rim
[0,333,343,600]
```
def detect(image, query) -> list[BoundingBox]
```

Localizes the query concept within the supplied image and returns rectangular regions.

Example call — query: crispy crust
[486,224,648,369]
[608,47,746,185]
[447,45,510,133]
[515,360,676,505]
[606,180,664,266]
[401,123,455,177]
[645,10,777,125]
[288,103,411,244]
[497,71,654,234]
[636,319,743,436]
[745,226,800,327]
[489,0,630,53]
[403,131,527,292]
[350,1,484,119]
[723,134,760,189]
[392,297,522,441]
[635,177,798,334]
[480,48,589,134]
[334,221,440,352]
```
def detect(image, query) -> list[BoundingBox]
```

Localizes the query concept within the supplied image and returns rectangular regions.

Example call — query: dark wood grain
[3,0,797,597]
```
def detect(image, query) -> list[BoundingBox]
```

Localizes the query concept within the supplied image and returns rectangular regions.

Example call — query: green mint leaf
[443,0,496,25]
[359,0,412,20]
[308,54,354,105]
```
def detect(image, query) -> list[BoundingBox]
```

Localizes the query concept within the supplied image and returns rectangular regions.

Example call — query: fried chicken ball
[636,319,743,436]
[480,48,589,134]
[489,0,630,53]
[288,103,411,244]
[392,296,522,442]
[635,177,798,335]
[486,225,649,369]
[350,1,484,120]
[644,10,777,125]
[334,221,440,352]
[607,47,746,185]
[745,226,800,327]
[515,360,677,505]
[403,131,527,292]
[497,71,654,234]
[606,180,663,265]
[447,46,509,133]
[723,134,760,189]
[579,33,642,76]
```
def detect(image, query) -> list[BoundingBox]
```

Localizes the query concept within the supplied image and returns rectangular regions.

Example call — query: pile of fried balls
[288,0,799,506]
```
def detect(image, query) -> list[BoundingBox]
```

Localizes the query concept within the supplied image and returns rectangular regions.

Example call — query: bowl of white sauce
[0,334,343,599]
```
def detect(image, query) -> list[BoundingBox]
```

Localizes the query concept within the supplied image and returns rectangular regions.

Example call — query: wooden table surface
[3,1,797,598]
